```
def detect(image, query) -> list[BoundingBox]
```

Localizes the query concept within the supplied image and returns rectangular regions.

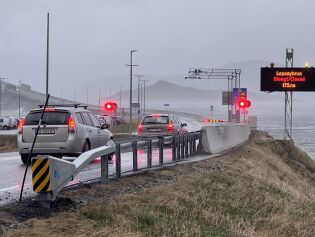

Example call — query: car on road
[137,114,187,138]
[18,105,113,164]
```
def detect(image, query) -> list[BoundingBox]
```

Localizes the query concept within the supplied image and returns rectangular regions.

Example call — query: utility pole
[0,78,6,118]
[86,89,89,105]
[125,50,138,137]
[143,80,149,116]
[46,13,50,99]
[119,86,122,114]
[73,88,76,103]
[135,75,144,119]
[18,81,21,118]
[98,88,101,114]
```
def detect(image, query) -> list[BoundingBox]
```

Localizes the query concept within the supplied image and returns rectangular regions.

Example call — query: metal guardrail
[31,131,201,208]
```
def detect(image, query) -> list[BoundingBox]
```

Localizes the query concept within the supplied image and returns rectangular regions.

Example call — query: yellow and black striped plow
[31,158,51,193]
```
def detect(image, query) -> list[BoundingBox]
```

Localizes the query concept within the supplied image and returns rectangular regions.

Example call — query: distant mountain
[79,59,315,106]
[78,60,283,104]
[1,82,98,118]
[111,80,281,107]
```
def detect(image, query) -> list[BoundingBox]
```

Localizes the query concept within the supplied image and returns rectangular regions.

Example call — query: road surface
[0,114,205,206]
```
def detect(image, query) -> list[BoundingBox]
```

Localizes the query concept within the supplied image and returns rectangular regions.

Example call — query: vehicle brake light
[167,123,174,133]
[68,116,76,133]
[44,107,55,112]
[18,118,25,134]
[138,124,143,134]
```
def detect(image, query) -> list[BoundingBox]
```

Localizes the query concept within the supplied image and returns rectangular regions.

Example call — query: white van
[0,118,12,130]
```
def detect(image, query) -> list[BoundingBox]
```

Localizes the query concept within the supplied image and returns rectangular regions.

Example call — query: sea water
[151,102,315,159]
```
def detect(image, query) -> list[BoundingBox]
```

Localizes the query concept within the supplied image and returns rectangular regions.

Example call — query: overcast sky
[0,0,314,101]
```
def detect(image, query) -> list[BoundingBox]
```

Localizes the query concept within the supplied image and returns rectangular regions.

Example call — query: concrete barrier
[200,123,250,154]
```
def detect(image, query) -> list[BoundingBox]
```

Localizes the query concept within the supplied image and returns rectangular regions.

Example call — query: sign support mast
[285,48,293,140]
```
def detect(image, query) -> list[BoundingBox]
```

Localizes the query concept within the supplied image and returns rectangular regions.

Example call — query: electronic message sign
[261,67,315,91]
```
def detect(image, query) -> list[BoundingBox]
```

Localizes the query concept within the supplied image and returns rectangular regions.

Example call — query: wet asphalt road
[0,117,204,206]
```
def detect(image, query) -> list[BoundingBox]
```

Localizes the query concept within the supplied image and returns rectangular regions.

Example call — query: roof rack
[38,104,88,109]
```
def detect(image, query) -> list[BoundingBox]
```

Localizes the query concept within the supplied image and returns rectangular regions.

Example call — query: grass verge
[2,131,315,237]
[0,135,17,152]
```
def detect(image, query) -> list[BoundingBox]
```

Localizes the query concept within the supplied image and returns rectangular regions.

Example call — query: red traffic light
[104,101,117,113]
[238,98,251,109]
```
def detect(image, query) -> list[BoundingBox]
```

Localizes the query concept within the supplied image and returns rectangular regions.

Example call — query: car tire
[3,125,8,130]
[82,140,90,153]
[21,154,30,164]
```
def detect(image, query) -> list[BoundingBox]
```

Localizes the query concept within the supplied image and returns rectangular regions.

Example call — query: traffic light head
[104,101,117,113]
[238,98,251,109]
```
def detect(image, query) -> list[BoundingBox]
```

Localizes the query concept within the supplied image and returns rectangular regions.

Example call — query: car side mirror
[181,123,187,127]
[101,123,109,129]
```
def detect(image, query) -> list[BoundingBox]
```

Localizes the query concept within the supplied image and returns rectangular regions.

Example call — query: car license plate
[35,128,56,134]
[149,128,162,132]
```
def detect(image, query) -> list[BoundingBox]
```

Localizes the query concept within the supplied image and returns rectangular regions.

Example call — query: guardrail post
[101,155,109,184]
[189,133,192,156]
[133,140,138,171]
[185,133,189,158]
[177,134,181,160]
[181,134,185,159]
[159,137,164,166]
[115,144,121,178]
[147,139,152,168]
[193,133,196,155]
[172,136,176,161]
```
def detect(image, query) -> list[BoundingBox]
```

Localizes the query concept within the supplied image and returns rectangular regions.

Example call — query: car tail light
[18,118,25,134]
[167,123,174,133]
[44,107,55,112]
[138,124,143,134]
[68,116,76,133]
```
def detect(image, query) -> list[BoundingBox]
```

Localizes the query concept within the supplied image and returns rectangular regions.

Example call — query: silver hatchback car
[137,114,187,138]
[18,105,113,164]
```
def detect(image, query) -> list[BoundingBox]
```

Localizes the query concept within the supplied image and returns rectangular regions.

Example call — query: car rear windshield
[25,111,71,125]
[142,115,169,125]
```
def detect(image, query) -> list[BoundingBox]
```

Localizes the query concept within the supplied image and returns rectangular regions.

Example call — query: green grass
[111,122,137,134]
[0,135,17,152]
[80,170,315,237]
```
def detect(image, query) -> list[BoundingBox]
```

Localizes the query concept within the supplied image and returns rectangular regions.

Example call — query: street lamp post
[0,78,6,118]
[126,50,138,137]
[46,13,50,99]
[164,103,170,112]
[135,75,144,119]
[142,80,149,116]
[19,81,21,118]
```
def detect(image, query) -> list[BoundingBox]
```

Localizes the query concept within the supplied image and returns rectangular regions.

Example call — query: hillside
[2,131,315,236]
[1,82,98,118]
[111,79,281,107]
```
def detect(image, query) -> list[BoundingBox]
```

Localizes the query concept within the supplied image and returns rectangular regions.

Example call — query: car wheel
[21,154,30,164]
[3,125,8,130]
[82,140,90,153]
